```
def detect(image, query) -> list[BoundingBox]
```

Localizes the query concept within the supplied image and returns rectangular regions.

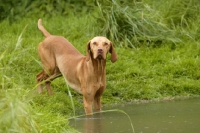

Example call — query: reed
[95,0,181,48]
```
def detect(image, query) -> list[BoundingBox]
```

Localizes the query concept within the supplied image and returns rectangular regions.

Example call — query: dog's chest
[63,77,82,94]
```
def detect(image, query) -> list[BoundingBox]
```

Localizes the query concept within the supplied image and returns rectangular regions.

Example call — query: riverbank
[104,43,200,104]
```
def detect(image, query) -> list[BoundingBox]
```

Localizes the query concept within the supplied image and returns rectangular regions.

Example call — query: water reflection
[70,98,200,133]
[80,113,103,133]
[70,112,133,133]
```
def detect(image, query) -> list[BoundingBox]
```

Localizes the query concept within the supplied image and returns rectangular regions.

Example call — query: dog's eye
[104,42,108,46]
[93,42,97,45]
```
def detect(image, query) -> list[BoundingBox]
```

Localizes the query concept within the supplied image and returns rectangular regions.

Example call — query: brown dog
[36,19,118,115]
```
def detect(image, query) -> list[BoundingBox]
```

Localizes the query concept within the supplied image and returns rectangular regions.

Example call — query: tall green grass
[145,0,200,43]
[2,0,200,46]
[94,0,200,47]
[0,88,38,133]
[94,0,179,48]
[0,0,95,23]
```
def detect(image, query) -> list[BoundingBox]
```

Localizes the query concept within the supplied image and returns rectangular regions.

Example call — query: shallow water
[69,98,200,133]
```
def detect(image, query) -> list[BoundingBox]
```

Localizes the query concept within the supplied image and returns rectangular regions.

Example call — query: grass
[95,0,181,48]
[95,0,200,48]
[1,0,200,132]
[105,43,200,103]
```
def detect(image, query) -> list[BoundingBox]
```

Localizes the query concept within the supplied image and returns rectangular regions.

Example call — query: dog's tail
[38,19,51,37]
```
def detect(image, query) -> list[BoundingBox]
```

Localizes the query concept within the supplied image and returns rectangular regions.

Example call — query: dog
[36,19,118,115]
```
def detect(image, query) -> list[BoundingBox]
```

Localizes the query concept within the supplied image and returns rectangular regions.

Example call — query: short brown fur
[36,19,118,115]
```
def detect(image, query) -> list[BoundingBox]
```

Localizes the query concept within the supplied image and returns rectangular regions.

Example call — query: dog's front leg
[83,94,94,115]
[94,98,101,111]
[94,88,104,111]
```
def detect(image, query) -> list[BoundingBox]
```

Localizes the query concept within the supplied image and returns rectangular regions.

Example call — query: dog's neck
[89,57,106,76]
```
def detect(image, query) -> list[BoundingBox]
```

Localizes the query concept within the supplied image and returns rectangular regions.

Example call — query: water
[69,98,200,133]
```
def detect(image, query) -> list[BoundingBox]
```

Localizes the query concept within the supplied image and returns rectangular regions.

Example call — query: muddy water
[69,98,200,133]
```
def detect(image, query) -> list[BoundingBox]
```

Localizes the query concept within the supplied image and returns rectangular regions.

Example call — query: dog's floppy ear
[86,41,91,61]
[109,42,118,63]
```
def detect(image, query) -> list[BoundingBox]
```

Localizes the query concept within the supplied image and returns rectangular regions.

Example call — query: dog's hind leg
[36,69,59,95]
[36,70,48,94]
[45,68,62,95]
[37,42,58,94]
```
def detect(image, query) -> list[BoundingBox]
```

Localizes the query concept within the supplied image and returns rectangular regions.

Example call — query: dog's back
[37,19,85,94]
[37,19,83,58]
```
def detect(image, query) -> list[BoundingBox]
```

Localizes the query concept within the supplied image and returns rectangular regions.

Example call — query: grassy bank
[106,43,200,103]
[1,0,200,132]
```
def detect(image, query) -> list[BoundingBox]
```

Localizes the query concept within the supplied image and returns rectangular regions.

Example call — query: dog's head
[86,36,118,63]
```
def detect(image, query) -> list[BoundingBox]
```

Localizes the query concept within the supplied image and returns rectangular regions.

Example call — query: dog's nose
[98,49,103,52]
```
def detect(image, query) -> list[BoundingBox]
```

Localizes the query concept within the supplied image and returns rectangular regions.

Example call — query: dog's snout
[98,48,103,52]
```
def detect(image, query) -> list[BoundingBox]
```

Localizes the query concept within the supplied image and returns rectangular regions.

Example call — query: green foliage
[1,0,200,47]
[0,88,38,133]
[105,43,200,103]
[145,0,200,43]
[93,0,200,47]
[151,0,200,27]
[95,0,180,48]
[0,88,78,132]
[0,0,95,24]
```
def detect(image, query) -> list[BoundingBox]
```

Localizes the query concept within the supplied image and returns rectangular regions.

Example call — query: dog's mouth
[97,54,103,59]
[95,52,105,60]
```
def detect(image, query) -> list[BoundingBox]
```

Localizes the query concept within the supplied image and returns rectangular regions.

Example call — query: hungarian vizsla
[36,19,118,115]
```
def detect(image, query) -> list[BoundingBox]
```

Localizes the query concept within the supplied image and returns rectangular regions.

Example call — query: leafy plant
[0,88,39,133]
[0,0,95,24]
[95,0,181,48]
